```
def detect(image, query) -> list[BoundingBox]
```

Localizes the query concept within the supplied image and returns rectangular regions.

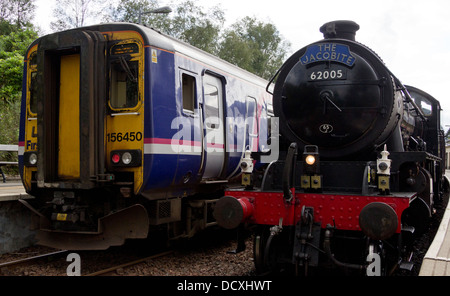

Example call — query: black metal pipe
[323,229,366,271]
[282,143,297,202]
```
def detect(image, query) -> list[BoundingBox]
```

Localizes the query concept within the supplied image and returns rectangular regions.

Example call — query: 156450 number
[107,131,142,142]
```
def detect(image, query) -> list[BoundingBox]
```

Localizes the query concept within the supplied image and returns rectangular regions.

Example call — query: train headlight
[29,153,37,165]
[305,155,316,165]
[110,150,142,167]
[24,152,37,167]
[122,152,132,165]
[303,145,320,175]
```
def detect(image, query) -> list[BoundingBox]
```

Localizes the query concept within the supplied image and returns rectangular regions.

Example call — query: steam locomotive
[18,23,272,250]
[214,20,447,275]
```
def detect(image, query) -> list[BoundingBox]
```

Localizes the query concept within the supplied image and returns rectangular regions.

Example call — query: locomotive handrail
[282,143,298,202]
[265,66,283,95]
[388,72,427,121]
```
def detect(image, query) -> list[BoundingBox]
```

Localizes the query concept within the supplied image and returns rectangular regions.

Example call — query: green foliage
[0,98,20,145]
[112,0,225,54]
[164,1,224,54]
[218,17,290,79]
[0,2,38,146]
[111,0,290,79]
[0,99,20,174]
[0,21,38,103]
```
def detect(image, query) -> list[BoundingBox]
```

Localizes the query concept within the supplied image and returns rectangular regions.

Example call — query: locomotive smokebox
[272,20,403,159]
[320,20,360,41]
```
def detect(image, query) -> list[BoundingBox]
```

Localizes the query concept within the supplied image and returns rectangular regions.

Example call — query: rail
[0,144,19,183]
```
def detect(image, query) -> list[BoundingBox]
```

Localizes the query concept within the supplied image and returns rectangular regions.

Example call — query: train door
[36,30,106,187]
[58,54,81,179]
[202,73,225,179]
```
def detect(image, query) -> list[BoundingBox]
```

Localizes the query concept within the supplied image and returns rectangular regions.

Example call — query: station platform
[0,182,32,201]
[419,170,450,275]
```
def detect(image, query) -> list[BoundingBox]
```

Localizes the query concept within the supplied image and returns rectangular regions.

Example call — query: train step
[399,261,414,271]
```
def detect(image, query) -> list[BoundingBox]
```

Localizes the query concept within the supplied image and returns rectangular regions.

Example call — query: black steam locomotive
[214,20,446,275]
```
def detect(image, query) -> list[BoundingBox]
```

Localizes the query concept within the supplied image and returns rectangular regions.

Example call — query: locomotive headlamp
[301,145,322,192]
[377,145,391,195]
[303,145,320,175]
[305,155,316,166]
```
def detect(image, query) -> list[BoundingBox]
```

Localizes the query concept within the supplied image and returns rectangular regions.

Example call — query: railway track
[0,250,68,275]
[84,250,174,276]
[0,248,173,276]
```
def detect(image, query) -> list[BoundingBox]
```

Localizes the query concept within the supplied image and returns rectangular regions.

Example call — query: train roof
[29,22,271,91]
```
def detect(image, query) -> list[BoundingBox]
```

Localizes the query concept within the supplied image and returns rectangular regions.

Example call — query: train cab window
[110,59,139,109]
[182,73,196,113]
[28,51,38,114]
[412,93,433,116]
[29,71,38,114]
[418,99,432,116]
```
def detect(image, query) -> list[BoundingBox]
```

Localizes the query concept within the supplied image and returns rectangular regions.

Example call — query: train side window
[182,73,196,113]
[246,97,258,150]
[204,84,220,128]
[110,59,139,109]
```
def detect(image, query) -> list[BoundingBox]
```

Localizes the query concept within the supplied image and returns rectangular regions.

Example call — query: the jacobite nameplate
[300,43,356,67]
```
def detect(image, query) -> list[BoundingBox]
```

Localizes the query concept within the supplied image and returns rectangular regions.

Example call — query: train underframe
[214,144,445,275]
[19,182,224,250]
[222,190,415,275]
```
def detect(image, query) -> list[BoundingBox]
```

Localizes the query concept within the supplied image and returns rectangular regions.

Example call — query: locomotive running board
[19,200,149,250]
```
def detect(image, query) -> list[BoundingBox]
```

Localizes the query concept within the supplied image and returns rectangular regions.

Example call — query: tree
[0,0,35,27]
[165,1,224,54]
[109,0,160,24]
[50,0,107,31]
[0,1,37,103]
[0,20,37,146]
[218,17,291,80]
[0,0,37,145]
[111,0,224,54]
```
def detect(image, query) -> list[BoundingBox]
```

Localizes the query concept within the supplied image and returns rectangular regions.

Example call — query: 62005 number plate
[308,69,347,81]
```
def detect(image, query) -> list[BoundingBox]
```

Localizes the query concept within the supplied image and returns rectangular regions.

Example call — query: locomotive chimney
[320,20,360,41]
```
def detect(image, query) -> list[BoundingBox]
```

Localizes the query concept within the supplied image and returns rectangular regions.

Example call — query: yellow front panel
[104,31,145,194]
[23,46,38,191]
[58,54,80,179]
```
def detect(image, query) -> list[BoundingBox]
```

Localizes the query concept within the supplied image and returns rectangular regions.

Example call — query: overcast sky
[33,0,450,128]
